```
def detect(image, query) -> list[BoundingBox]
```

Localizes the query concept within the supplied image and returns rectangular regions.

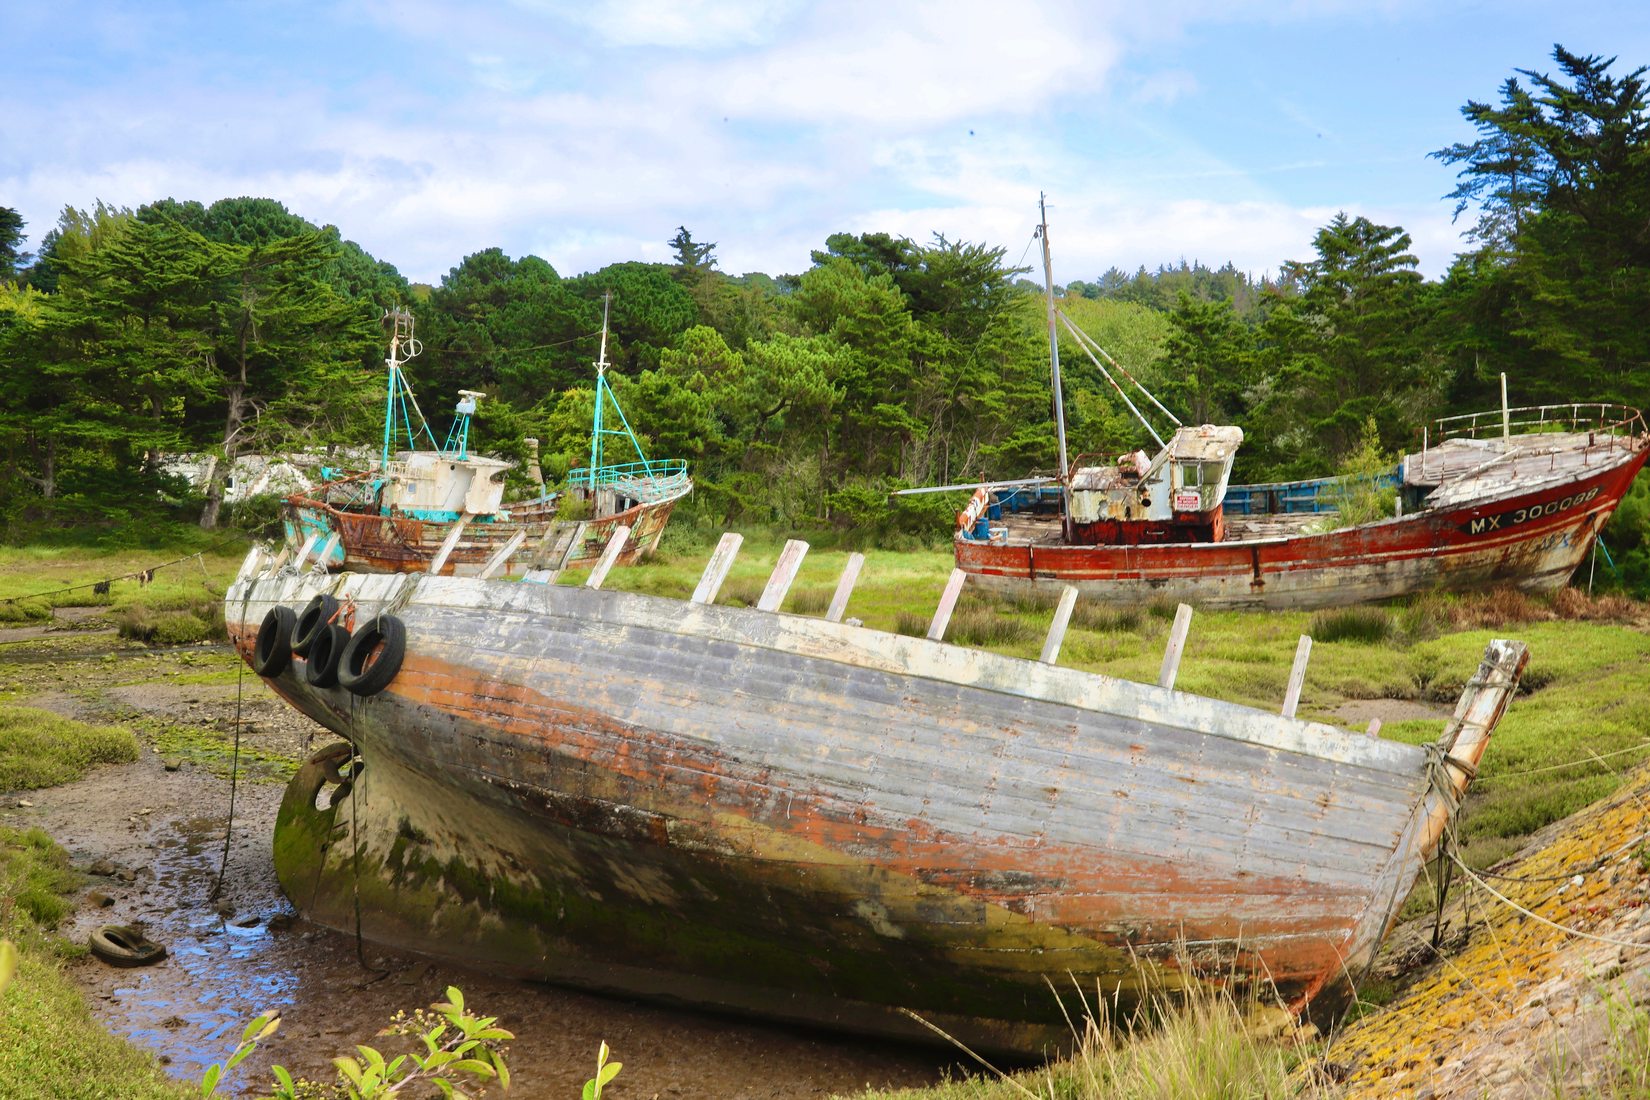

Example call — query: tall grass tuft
[858,967,1328,1100]
[714,576,766,608]
[946,607,1036,648]
[785,586,833,615]
[894,610,930,638]
[1308,606,1393,645]
[1071,602,1144,634]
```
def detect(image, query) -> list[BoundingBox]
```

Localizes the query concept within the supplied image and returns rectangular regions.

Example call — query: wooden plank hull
[226,564,1525,1055]
[958,444,1648,609]
[283,492,681,576]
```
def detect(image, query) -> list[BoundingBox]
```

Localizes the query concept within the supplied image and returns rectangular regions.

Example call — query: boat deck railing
[1433,403,1646,446]
[566,460,691,497]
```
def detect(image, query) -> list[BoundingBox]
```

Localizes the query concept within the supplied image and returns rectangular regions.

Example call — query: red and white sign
[1173,491,1201,511]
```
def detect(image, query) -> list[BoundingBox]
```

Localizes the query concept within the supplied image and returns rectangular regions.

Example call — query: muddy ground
[1,613,963,1099]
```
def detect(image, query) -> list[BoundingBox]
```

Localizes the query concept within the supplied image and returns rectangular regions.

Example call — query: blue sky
[4,1,1648,286]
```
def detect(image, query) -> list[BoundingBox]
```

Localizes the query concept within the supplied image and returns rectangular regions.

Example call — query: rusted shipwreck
[228,531,1527,1056]
[934,199,1650,609]
[285,304,690,578]
[954,404,1648,610]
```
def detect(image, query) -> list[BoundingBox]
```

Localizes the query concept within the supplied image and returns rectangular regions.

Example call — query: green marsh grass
[0,827,190,1099]
[0,706,140,791]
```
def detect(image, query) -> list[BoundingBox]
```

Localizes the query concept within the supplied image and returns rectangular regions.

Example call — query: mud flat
[2,625,959,1098]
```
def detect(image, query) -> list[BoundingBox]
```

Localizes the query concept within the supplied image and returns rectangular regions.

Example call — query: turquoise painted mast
[584,292,657,488]
[378,308,439,478]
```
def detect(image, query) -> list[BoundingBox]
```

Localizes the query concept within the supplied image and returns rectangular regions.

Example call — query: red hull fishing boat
[284,303,690,578]
[226,526,1525,1056]
[942,201,1649,609]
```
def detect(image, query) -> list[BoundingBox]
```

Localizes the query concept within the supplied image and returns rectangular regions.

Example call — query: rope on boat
[346,696,387,977]
[210,661,246,901]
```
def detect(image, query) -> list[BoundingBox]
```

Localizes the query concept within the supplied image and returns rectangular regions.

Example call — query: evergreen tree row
[1,46,1646,587]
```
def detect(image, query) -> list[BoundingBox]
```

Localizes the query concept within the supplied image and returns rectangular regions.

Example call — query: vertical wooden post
[584,525,631,589]
[477,529,528,580]
[1282,635,1313,718]
[691,533,743,604]
[294,532,320,570]
[427,515,471,575]
[1157,603,1194,690]
[1040,586,1079,665]
[312,533,340,572]
[825,553,865,623]
[757,540,810,612]
[927,569,967,641]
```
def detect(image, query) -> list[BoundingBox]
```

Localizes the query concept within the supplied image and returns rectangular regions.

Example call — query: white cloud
[541,0,804,49]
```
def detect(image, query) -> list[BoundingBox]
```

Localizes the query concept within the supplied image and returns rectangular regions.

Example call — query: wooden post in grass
[692,533,743,604]
[927,569,967,641]
[585,526,631,589]
[758,540,809,612]
[1282,635,1313,718]
[825,553,865,623]
[1040,586,1079,665]
[1158,604,1194,690]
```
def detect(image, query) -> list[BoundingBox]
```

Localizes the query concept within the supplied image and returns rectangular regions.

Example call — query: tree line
[1,46,1647,587]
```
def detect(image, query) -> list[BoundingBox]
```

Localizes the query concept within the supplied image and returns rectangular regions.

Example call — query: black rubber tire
[290,594,341,658]
[338,614,406,697]
[88,925,166,968]
[252,607,297,678]
[304,622,351,689]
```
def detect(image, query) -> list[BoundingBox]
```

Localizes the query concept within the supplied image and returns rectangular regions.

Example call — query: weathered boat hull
[958,445,1647,609]
[227,562,1525,1055]
[283,492,681,577]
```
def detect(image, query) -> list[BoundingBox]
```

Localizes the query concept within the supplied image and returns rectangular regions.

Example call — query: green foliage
[205,986,514,1099]
[1249,215,1444,478]
[1322,417,1399,528]
[0,706,140,790]
[1432,47,1650,410]
[582,1040,622,1100]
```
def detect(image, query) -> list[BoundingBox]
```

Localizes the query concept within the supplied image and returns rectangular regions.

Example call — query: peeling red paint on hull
[228,567,1527,1055]
[958,441,1649,609]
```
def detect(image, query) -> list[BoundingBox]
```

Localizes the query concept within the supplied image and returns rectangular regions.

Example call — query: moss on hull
[270,742,1217,1056]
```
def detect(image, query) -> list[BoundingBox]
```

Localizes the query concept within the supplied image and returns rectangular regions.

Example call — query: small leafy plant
[202,986,513,1098]
[582,1040,622,1100]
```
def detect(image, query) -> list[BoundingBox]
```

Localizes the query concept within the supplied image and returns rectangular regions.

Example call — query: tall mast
[381,308,414,474]
[1038,193,1070,482]
[588,292,612,490]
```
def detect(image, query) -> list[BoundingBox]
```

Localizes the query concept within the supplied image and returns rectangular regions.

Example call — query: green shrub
[0,599,51,624]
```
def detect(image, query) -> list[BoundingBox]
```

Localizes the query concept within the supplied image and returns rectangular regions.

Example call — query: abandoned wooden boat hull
[958,428,1648,610]
[283,491,682,577]
[226,555,1526,1055]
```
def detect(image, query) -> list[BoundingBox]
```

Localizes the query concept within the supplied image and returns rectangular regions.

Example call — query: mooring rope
[346,727,387,976]
[0,531,251,605]
[1451,852,1650,952]
[210,660,246,901]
